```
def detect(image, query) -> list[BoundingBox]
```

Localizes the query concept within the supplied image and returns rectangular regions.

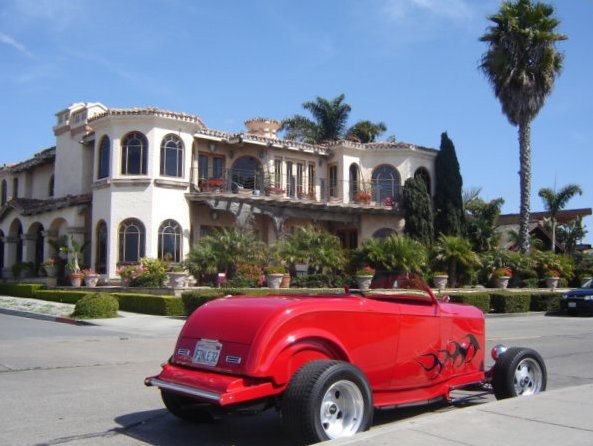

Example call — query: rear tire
[282,360,373,446]
[491,347,547,400]
[161,390,215,422]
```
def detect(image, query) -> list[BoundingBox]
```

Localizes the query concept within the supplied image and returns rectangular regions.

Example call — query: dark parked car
[562,279,593,315]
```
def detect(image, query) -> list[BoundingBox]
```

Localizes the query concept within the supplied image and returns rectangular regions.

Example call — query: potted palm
[60,235,87,288]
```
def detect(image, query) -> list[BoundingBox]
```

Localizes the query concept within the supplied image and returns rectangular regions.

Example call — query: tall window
[307,163,315,196]
[158,219,182,262]
[349,164,359,200]
[274,159,282,188]
[198,154,224,179]
[98,135,110,179]
[372,165,400,203]
[96,221,108,274]
[296,163,304,197]
[118,218,145,263]
[329,165,338,198]
[160,134,184,177]
[48,175,54,197]
[1,180,6,205]
[286,161,294,197]
[0,230,4,271]
[13,178,18,199]
[121,132,148,175]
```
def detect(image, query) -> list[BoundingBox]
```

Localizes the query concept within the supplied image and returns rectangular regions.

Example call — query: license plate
[193,339,222,366]
[568,302,577,308]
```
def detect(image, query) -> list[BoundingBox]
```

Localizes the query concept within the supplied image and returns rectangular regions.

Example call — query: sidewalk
[330,384,593,446]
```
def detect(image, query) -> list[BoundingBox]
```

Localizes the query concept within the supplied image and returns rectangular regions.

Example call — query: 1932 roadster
[145,274,546,445]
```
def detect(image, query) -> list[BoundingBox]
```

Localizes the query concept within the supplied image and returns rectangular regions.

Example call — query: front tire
[491,347,547,400]
[282,360,373,446]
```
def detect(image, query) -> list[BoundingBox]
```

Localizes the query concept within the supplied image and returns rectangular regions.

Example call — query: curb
[0,307,96,326]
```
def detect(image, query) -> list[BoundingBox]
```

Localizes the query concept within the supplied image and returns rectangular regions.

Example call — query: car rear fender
[253,330,351,386]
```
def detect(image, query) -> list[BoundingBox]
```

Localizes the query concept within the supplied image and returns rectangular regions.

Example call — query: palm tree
[433,235,481,287]
[356,234,427,274]
[281,94,387,144]
[346,120,387,143]
[538,184,583,251]
[479,0,566,253]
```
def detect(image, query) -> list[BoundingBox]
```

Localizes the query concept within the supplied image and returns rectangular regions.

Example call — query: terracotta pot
[280,273,291,288]
[70,272,83,288]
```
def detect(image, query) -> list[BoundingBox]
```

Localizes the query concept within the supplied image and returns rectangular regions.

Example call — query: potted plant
[116,264,143,287]
[60,235,88,287]
[355,266,375,291]
[82,268,100,287]
[206,178,224,192]
[492,267,512,289]
[545,269,561,290]
[42,257,59,278]
[167,263,188,290]
[267,186,285,197]
[354,191,372,205]
[264,265,285,289]
[432,272,449,290]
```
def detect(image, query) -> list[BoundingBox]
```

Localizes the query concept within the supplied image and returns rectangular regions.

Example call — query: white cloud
[0,31,33,57]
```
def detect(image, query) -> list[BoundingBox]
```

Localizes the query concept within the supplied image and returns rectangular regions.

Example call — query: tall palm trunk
[518,122,531,254]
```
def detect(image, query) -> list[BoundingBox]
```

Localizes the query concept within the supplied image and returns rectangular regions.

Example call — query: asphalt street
[1,309,592,445]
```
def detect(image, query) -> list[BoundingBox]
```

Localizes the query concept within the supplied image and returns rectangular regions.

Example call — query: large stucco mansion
[0,102,437,281]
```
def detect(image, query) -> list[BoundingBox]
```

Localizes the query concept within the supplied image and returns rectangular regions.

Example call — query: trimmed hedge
[34,289,89,304]
[0,283,46,299]
[490,292,531,313]
[112,293,185,316]
[448,293,491,313]
[530,292,564,313]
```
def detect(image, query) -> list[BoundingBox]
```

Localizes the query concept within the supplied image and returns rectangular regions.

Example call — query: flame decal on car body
[417,334,480,379]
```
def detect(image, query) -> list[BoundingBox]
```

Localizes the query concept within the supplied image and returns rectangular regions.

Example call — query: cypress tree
[434,132,465,237]
[402,176,434,245]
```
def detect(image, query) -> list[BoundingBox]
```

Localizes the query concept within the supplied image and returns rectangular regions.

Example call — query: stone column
[3,236,18,279]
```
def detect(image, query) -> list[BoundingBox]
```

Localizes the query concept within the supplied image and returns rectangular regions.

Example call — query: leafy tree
[433,132,465,237]
[355,234,427,273]
[557,216,587,256]
[346,120,387,143]
[281,94,387,144]
[465,194,505,252]
[480,0,566,253]
[433,235,481,287]
[506,229,544,251]
[402,176,433,245]
[538,184,583,251]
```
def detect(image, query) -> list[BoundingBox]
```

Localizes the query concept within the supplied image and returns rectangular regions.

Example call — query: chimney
[244,118,281,139]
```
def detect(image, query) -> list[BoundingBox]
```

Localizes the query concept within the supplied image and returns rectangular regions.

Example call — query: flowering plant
[354,191,372,204]
[493,267,512,278]
[356,265,375,276]
[264,265,285,275]
[206,178,224,188]
[81,268,98,278]
[267,186,285,194]
[545,269,561,278]
[116,264,145,280]
[383,196,394,207]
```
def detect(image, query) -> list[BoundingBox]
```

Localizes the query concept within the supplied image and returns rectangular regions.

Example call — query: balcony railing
[195,169,401,208]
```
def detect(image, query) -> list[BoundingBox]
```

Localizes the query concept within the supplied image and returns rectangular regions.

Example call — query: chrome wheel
[513,357,544,396]
[320,380,364,439]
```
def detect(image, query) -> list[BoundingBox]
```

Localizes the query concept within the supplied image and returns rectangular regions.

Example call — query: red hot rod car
[145,274,546,445]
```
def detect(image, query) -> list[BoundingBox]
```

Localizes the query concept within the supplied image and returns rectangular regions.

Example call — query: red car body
[147,287,485,409]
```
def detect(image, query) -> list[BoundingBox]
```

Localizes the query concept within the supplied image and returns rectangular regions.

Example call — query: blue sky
[1,0,591,242]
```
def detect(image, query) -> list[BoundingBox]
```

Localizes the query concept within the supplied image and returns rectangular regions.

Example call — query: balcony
[189,169,401,213]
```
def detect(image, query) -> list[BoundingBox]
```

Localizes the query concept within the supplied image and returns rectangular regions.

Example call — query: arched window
[121,132,148,175]
[16,223,23,263]
[158,219,182,262]
[98,135,111,179]
[13,177,18,199]
[96,221,108,274]
[372,165,401,204]
[118,218,145,263]
[414,167,431,195]
[160,134,184,177]
[1,180,6,205]
[48,175,54,197]
[232,156,263,191]
[373,228,396,239]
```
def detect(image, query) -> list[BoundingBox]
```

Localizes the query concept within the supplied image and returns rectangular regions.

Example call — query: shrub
[129,258,168,287]
[72,292,119,319]
[447,293,491,313]
[224,276,259,288]
[34,289,89,304]
[291,274,349,289]
[530,292,564,313]
[182,289,228,316]
[490,292,531,313]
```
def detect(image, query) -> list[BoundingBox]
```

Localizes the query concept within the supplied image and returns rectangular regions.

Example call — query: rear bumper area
[145,363,280,406]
